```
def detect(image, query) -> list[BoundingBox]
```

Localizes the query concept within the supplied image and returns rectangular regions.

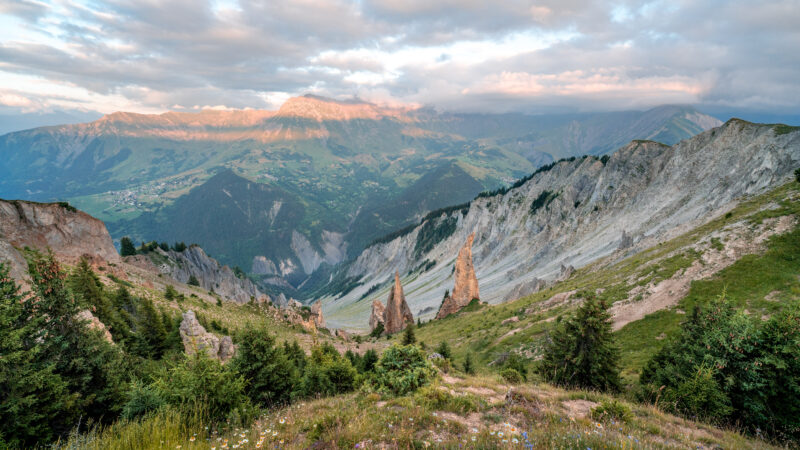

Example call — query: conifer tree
[68,258,130,342]
[463,352,476,375]
[538,296,621,391]
[232,327,297,406]
[120,236,137,256]
[436,341,452,359]
[0,263,69,447]
[402,323,417,345]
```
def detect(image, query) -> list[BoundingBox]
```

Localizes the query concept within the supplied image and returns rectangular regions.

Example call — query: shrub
[371,345,437,396]
[188,275,200,286]
[298,343,358,397]
[591,400,632,423]
[154,353,249,421]
[500,353,528,381]
[369,322,384,338]
[500,368,524,384]
[795,167,800,183]
[164,285,178,301]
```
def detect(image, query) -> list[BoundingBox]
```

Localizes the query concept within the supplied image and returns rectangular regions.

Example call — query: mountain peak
[277,95,415,121]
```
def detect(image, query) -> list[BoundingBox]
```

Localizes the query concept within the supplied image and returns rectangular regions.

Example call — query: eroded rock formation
[369,299,385,331]
[311,300,325,328]
[382,271,414,333]
[179,310,235,362]
[436,233,480,319]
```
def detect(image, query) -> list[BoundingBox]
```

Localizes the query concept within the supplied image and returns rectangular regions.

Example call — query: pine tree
[26,252,128,436]
[120,236,137,256]
[232,327,297,407]
[463,352,475,375]
[0,263,70,447]
[436,341,452,359]
[68,259,130,342]
[402,323,417,345]
[188,275,200,286]
[133,298,168,359]
[538,296,621,391]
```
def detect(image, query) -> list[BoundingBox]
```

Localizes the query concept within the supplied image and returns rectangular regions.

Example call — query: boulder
[179,310,235,362]
[436,233,480,319]
[383,271,414,334]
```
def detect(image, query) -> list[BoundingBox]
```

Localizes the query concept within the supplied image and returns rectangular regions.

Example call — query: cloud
[0,0,796,115]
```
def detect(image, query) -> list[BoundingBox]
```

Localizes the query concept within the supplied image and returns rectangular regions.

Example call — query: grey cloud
[0,0,797,113]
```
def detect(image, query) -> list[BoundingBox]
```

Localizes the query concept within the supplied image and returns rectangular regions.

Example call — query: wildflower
[189,436,196,442]
[280,418,285,424]
[471,436,476,442]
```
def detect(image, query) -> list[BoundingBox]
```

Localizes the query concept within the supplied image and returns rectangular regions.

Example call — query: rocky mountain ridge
[322,120,800,329]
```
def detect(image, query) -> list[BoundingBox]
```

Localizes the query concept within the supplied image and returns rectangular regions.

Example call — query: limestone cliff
[382,272,414,334]
[148,245,267,304]
[436,233,480,319]
[323,120,800,329]
[0,199,120,283]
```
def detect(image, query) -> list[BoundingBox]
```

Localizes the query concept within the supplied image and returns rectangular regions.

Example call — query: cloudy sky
[0,0,798,117]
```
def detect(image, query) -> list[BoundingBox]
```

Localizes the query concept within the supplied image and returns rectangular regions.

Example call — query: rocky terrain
[324,120,800,329]
[0,199,120,284]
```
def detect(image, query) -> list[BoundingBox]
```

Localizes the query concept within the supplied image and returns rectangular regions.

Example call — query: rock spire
[436,233,480,319]
[372,271,414,334]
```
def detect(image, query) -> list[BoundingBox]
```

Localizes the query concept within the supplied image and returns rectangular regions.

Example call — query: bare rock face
[369,299,385,331]
[0,200,120,282]
[436,233,480,319]
[383,271,414,334]
[311,301,325,328]
[158,246,266,304]
[556,264,575,282]
[504,277,546,302]
[76,310,114,343]
[179,310,235,362]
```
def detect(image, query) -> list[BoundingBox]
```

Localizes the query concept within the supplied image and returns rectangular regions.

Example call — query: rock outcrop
[369,299,385,331]
[179,310,235,362]
[504,278,547,301]
[436,233,480,319]
[154,245,267,304]
[311,300,325,328]
[0,200,120,283]
[382,272,414,334]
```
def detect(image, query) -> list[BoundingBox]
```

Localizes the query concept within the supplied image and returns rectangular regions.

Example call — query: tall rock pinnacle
[382,271,414,334]
[370,299,385,332]
[436,232,480,319]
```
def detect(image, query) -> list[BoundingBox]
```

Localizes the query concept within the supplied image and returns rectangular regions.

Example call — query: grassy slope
[62,373,774,449]
[407,181,800,382]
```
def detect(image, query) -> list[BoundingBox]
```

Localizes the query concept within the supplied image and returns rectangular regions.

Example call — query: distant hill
[0,96,721,292]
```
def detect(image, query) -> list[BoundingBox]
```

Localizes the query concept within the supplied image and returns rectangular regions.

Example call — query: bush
[591,400,632,423]
[369,322,384,338]
[188,275,200,286]
[154,353,249,421]
[641,296,800,439]
[401,323,416,345]
[795,167,800,183]
[500,353,528,381]
[371,345,437,396]
[500,368,524,384]
[298,343,358,397]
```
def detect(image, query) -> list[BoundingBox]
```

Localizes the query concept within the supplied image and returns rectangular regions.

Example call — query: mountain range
[0,96,720,294]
